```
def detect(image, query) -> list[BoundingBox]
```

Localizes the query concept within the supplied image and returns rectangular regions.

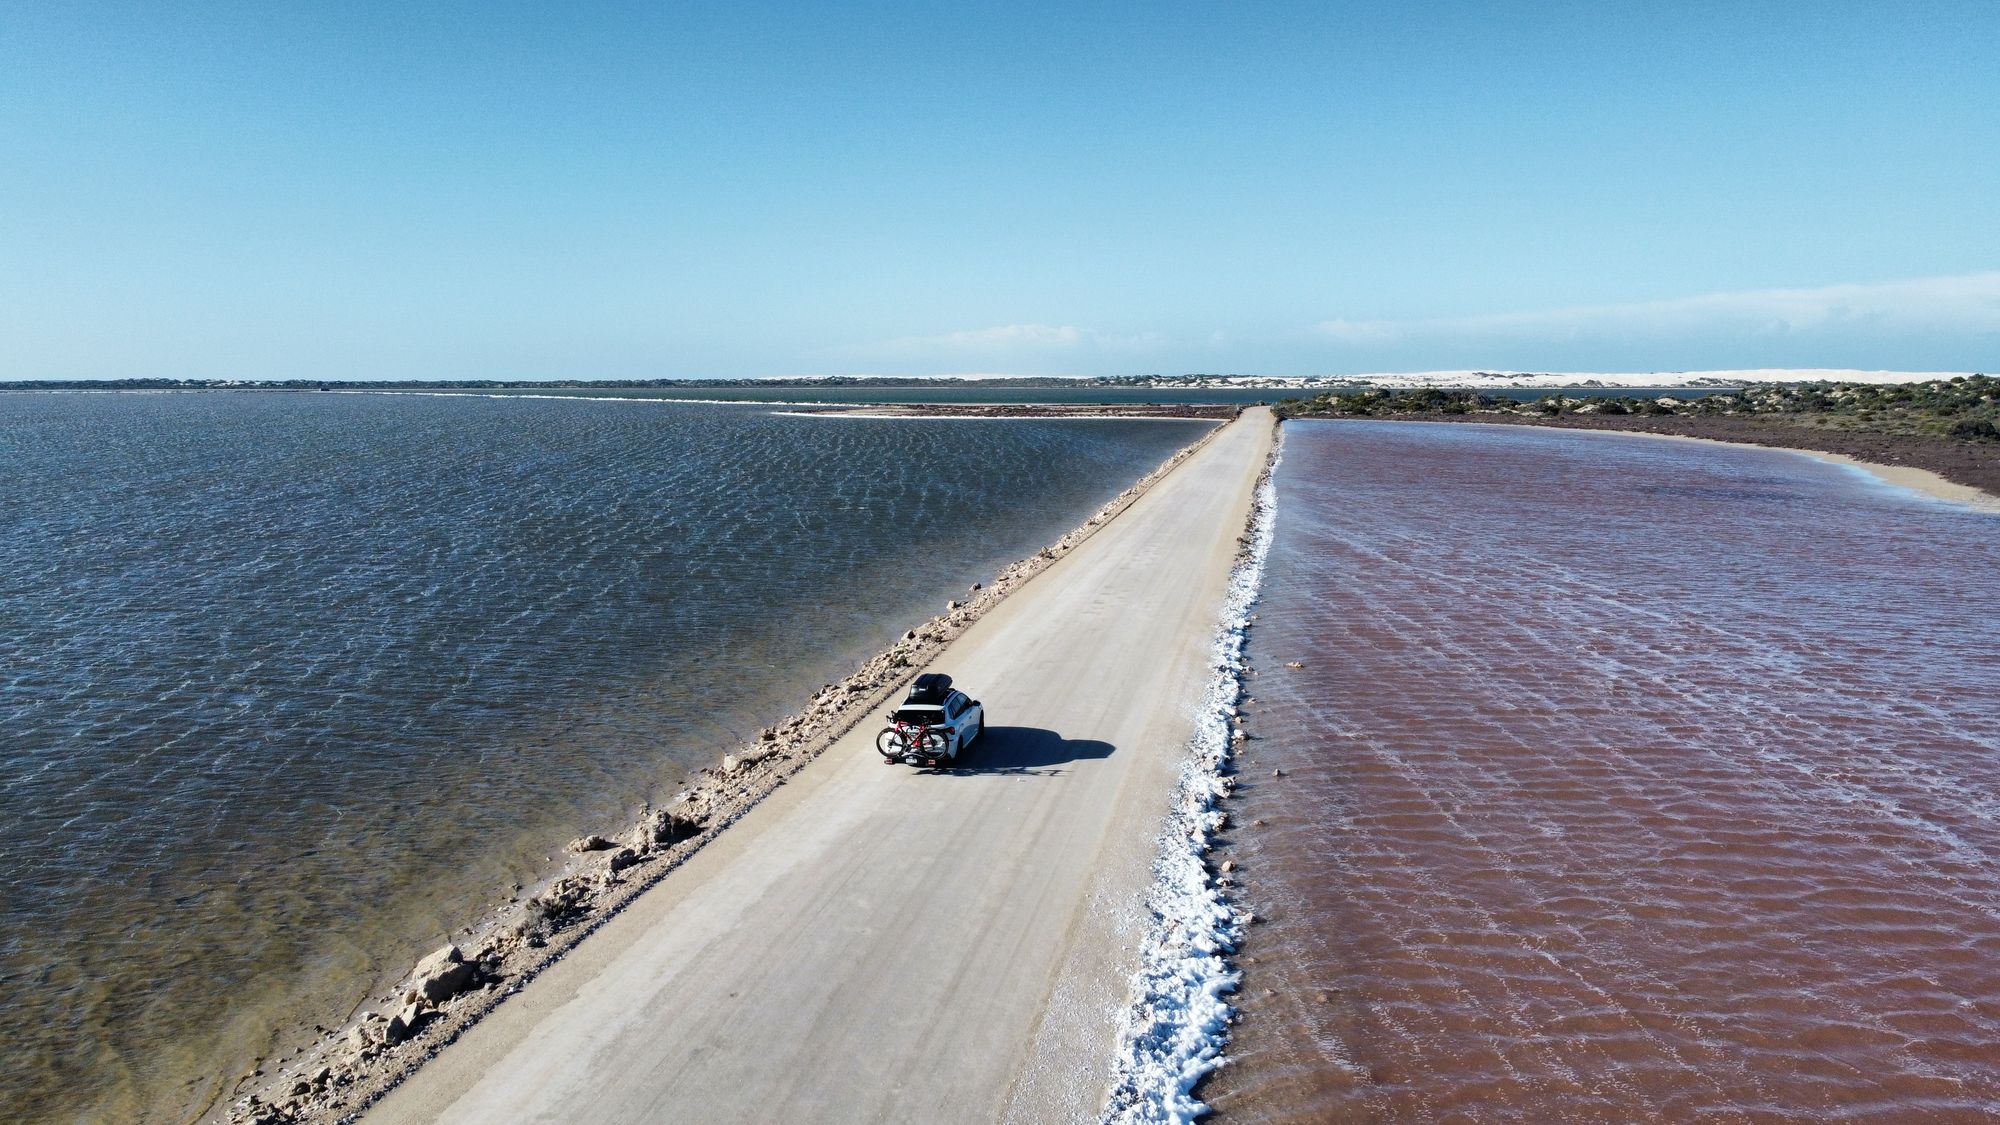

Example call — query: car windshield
[893,706,944,726]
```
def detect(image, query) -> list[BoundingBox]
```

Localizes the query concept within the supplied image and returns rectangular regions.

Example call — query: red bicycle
[875,673,982,767]
[876,715,949,766]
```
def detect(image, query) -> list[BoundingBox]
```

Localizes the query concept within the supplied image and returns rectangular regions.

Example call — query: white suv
[876,673,986,766]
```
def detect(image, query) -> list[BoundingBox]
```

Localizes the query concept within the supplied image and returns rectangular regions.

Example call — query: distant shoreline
[0,368,1980,394]
[1273,377,2000,508]
[1443,414,2000,510]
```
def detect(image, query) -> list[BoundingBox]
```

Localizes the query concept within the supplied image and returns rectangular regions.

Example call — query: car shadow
[917,726,1115,777]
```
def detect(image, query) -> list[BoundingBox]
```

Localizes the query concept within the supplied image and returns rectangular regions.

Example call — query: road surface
[368,408,1274,1124]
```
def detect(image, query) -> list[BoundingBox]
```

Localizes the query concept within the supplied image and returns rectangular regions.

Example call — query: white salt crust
[1100,430,1282,1124]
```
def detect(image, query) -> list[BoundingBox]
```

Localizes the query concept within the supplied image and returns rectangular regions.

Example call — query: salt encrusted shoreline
[223,412,1241,1125]
[1100,424,1281,1124]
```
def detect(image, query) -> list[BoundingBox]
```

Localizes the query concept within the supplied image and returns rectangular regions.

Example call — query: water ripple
[1210,421,2000,1123]
[0,390,1211,1123]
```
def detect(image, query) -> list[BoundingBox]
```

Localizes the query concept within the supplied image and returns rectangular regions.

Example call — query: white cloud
[874,323,1165,355]
[917,323,1085,349]
[1313,317,1399,343]
[1314,272,2000,344]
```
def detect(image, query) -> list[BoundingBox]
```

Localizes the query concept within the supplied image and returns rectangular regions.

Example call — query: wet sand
[1209,420,2000,1123]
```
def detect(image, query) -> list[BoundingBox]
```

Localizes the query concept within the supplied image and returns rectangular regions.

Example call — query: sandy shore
[227,410,1272,1123]
[1423,414,2000,511]
[1656,436,2000,513]
[1759,448,1998,513]
[1489,422,2000,513]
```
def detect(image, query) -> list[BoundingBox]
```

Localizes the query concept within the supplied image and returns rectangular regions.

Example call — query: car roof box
[906,673,953,705]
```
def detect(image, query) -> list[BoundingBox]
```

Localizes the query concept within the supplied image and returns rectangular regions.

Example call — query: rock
[1252,818,1268,827]
[946,599,959,610]
[760,727,777,742]
[345,1024,374,1053]
[1219,859,1236,873]
[411,944,476,1003]
[1231,730,1246,743]
[520,877,593,940]
[723,746,775,773]
[624,804,697,852]
[1272,768,1284,778]
[970,582,982,591]
[383,1003,425,1046]
[605,847,638,874]
[569,835,613,853]
[414,943,462,975]
[1285,661,1305,669]
[667,804,707,837]
[904,629,917,640]
[620,821,655,854]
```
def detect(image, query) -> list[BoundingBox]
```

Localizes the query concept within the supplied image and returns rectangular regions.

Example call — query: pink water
[1210,422,2000,1123]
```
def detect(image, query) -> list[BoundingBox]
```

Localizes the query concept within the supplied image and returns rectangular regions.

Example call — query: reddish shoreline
[1419,413,2000,501]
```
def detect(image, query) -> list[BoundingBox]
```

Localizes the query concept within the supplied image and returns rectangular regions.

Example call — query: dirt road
[367,408,1274,1124]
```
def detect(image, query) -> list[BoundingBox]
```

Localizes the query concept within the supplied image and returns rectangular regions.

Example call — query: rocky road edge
[221,410,1241,1125]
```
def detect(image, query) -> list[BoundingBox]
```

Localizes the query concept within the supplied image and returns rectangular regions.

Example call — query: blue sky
[2,1,1995,380]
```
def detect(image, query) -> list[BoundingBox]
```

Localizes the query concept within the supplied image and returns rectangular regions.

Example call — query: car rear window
[893,706,944,725]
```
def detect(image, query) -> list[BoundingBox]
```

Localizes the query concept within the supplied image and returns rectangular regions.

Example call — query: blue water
[0,391,1213,1122]
[323,383,1700,405]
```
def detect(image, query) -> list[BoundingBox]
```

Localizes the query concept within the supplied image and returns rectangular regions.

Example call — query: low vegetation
[1275,376,2000,442]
